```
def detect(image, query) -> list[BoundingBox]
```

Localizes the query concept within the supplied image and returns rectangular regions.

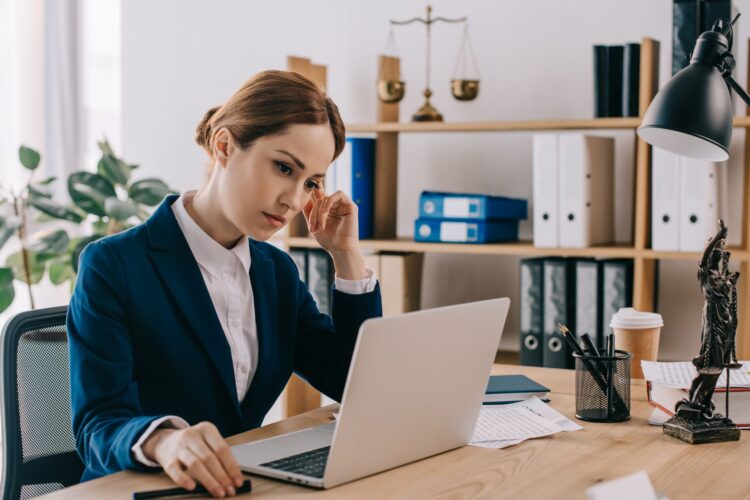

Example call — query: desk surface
[41,364,748,499]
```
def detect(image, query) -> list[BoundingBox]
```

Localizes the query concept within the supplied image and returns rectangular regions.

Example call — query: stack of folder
[414,191,528,244]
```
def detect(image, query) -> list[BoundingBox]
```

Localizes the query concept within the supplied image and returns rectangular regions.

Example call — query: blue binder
[414,218,519,243]
[418,191,528,220]
[328,137,375,239]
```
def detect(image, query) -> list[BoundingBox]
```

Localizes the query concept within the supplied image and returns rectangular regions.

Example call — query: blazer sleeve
[292,258,382,401]
[67,240,171,477]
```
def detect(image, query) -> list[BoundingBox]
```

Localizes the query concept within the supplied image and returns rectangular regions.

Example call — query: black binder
[606,45,624,118]
[574,259,603,350]
[673,0,731,75]
[542,258,577,369]
[622,43,641,117]
[520,258,545,367]
[600,259,634,339]
[593,45,609,117]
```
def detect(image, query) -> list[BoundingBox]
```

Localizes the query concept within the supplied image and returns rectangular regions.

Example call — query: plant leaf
[105,197,138,221]
[28,198,84,223]
[28,182,54,199]
[5,251,44,285]
[68,172,116,216]
[29,229,70,257]
[97,138,114,157]
[38,176,57,185]
[0,216,20,252]
[19,145,41,170]
[49,260,75,285]
[128,178,171,206]
[0,267,14,312]
[98,154,131,186]
[71,235,102,273]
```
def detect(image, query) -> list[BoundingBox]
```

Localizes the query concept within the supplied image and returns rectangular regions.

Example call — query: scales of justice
[378,5,481,121]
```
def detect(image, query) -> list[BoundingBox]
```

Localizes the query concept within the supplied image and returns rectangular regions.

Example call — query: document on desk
[641,360,750,388]
[470,396,581,449]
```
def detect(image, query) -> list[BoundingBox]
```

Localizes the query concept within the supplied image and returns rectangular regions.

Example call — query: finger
[178,448,226,498]
[163,459,196,491]
[310,197,325,232]
[202,426,244,488]
[302,195,315,222]
[188,439,235,496]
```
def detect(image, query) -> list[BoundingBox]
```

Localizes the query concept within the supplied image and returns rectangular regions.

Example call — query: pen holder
[573,350,632,422]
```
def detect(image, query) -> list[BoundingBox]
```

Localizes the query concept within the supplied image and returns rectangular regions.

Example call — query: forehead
[256,124,335,175]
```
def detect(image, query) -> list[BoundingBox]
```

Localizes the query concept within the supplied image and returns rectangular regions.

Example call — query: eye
[274,161,293,175]
[304,180,320,191]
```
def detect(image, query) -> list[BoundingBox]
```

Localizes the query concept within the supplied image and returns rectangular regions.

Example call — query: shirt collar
[171,191,251,278]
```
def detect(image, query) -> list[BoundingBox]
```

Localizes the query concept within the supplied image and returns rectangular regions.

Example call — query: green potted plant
[0,140,175,312]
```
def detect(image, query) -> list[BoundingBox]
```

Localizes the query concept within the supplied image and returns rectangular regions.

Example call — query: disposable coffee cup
[609,308,663,379]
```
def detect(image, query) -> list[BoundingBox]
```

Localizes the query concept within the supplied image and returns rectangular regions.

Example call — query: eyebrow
[275,149,325,178]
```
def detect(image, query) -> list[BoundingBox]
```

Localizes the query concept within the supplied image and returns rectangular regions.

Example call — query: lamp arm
[725,75,750,106]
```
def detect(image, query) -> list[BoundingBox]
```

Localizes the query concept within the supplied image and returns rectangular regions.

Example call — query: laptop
[231,297,510,489]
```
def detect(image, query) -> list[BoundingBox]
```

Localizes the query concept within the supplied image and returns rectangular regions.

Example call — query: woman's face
[216,123,335,241]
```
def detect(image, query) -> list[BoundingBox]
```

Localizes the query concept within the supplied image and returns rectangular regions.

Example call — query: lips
[263,212,286,228]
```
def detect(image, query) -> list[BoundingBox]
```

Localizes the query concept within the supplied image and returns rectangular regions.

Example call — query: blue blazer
[67,195,382,481]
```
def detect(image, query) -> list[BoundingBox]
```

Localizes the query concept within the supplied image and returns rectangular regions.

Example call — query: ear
[213,128,237,167]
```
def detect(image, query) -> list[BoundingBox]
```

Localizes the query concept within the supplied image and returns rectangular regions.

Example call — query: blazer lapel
[241,240,279,418]
[145,195,241,414]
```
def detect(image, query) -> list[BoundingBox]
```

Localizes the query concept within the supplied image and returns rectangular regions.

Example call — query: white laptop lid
[323,297,510,488]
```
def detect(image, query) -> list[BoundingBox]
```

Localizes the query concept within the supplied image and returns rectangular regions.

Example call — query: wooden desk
[42,364,748,499]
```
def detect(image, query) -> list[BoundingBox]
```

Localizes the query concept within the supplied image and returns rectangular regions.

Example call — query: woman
[67,70,382,497]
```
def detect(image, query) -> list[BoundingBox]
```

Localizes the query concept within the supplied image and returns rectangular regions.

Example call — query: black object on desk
[133,479,252,499]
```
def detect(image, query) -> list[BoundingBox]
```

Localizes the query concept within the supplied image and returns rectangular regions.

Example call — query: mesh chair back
[1,306,83,500]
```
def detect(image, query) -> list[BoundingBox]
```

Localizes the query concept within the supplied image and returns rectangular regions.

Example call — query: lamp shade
[637,61,733,162]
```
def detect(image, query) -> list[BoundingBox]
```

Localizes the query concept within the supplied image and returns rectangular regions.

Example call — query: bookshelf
[280,38,750,415]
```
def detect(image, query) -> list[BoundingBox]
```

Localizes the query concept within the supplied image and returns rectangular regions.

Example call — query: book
[606,45,624,118]
[622,43,640,117]
[484,375,550,404]
[647,382,750,429]
[418,191,527,221]
[593,45,609,117]
[643,360,750,428]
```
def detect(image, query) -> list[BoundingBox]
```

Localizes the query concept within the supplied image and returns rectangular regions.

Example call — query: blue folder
[418,191,528,220]
[484,374,550,404]
[414,218,519,243]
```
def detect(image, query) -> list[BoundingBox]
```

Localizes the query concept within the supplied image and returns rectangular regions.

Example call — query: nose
[279,183,306,213]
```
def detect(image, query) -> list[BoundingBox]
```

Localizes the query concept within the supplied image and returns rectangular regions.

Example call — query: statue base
[663,407,740,444]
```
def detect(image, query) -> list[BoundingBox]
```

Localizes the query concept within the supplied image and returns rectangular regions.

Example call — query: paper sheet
[470,396,581,448]
[586,470,659,500]
[641,360,750,388]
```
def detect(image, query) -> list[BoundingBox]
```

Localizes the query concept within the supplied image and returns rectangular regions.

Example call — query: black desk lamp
[637,14,747,161]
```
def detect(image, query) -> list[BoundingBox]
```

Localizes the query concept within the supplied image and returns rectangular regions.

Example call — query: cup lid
[609,307,663,329]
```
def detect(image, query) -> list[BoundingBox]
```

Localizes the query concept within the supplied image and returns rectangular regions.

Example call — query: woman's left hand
[303,188,360,254]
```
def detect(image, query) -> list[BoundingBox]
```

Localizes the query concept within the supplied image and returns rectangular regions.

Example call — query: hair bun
[195,106,221,151]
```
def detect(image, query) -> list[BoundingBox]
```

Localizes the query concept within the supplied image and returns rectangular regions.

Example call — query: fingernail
[214,488,225,498]
[235,477,244,487]
[227,486,236,496]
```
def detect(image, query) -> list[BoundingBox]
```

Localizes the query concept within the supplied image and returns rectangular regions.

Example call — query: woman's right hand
[142,421,245,498]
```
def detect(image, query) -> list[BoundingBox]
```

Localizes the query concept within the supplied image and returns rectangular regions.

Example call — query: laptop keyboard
[259,446,330,479]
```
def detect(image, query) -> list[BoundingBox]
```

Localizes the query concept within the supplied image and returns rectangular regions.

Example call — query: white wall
[121,0,749,361]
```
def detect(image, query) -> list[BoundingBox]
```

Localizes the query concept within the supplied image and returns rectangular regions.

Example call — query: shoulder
[78,224,148,270]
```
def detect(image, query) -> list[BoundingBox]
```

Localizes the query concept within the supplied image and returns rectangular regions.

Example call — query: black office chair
[1,306,84,499]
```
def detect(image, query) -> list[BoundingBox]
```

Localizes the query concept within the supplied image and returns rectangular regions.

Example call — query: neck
[187,171,244,249]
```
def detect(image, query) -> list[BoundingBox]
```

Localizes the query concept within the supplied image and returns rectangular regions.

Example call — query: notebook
[484,375,550,404]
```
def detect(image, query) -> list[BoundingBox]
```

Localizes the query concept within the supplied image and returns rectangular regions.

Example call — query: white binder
[558,134,615,248]
[532,134,559,247]
[651,147,681,251]
[679,157,719,252]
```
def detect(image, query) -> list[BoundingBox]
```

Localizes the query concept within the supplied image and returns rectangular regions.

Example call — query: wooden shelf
[347,115,750,134]
[287,237,750,261]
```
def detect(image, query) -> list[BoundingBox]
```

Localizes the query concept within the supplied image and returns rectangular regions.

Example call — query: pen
[580,333,600,357]
[133,479,252,499]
